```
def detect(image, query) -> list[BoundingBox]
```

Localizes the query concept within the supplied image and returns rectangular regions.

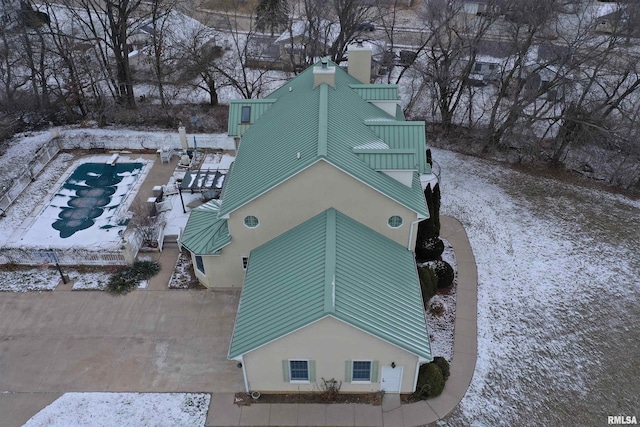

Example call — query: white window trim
[195,255,205,274]
[240,106,251,124]
[289,359,310,383]
[387,215,403,229]
[243,215,260,229]
[351,359,373,384]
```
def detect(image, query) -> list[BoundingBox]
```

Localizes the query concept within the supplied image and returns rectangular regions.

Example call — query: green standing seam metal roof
[353,149,419,170]
[365,122,430,174]
[227,99,277,137]
[180,201,231,255]
[217,61,429,219]
[349,84,400,101]
[228,208,432,360]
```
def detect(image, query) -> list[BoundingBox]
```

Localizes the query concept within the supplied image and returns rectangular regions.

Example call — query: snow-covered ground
[424,239,457,362]
[24,393,210,427]
[434,148,640,425]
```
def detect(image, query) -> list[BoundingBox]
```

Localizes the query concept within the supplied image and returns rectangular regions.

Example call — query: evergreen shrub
[418,267,438,305]
[425,260,454,288]
[415,237,445,262]
[106,260,160,295]
[432,356,450,381]
[413,362,445,399]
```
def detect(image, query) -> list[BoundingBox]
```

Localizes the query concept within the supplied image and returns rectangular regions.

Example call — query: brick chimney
[348,40,372,84]
[313,58,335,88]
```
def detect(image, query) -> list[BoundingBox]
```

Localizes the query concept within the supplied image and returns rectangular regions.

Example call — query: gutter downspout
[413,358,421,392]
[408,218,423,250]
[241,356,250,393]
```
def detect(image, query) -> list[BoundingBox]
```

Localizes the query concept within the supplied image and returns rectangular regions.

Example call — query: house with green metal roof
[179,41,434,394]
[180,42,431,290]
[229,208,431,393]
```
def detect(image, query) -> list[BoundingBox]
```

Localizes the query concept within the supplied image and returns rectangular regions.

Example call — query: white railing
[0,138,60,214]
[0,247,127,266]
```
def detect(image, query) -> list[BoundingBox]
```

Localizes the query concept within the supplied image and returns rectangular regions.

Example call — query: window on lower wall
[352,360,372,382]
[290,360,309,381]
[195,255,205,274]
[282,359,316,382]
[345,360,378,382]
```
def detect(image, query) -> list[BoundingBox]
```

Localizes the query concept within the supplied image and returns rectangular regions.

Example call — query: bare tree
[0,20,28,109]
[146,0,178,106]
[60,0,148,108]
[329,0,376,62]
[415,0,496,131]
[177,25,224,105]
[129,198,161,248]
[212,2,277,99]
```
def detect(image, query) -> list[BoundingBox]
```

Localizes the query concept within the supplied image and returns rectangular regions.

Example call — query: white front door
[380,366,403,393]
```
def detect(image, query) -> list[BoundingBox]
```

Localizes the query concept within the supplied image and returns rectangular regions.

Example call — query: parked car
[356,22,375,31]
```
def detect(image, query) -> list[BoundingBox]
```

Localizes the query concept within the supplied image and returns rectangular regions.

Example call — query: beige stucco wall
[242,316,419,393]
[198,160,421,288]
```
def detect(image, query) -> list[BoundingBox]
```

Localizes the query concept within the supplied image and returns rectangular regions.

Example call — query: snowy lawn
[169,252,200,289]
[24,393,210,427]
[423,239,457,362]
[69,268,112,291]
[0,266,60,292]
[434,148,640,425]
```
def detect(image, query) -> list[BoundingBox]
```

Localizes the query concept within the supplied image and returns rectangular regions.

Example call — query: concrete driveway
[0,289,243,393]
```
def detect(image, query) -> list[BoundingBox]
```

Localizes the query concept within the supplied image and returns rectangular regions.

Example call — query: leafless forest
[1,0,639,191]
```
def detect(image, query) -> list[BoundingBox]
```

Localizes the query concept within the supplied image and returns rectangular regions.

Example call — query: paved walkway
[204,216,478,427]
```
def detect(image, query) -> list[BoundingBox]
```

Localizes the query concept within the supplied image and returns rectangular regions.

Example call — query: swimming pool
[51,163,143,238]
[17,159,146,248]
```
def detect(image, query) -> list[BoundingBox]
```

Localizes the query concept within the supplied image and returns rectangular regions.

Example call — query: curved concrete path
[205,216,478,427]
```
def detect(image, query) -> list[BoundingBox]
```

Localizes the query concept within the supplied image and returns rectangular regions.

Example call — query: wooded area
[1,0,639,190]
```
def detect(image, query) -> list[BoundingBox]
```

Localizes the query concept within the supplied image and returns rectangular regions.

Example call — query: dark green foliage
[106,260,160,295]
[413,362,445,399]
[432,183,441,235]
[130,260,161,281]
[432,356,450,381]
[418,266,438,306]
[415,237,445,262]
[106,270,138,295]
[426,148,433,167]
[415,183,442,256]
[255,0,289,35]
[425,260,455,288]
